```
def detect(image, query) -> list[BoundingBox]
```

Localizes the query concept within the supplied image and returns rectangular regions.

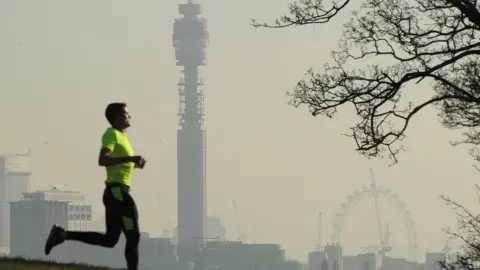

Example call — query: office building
[0,154,31,250]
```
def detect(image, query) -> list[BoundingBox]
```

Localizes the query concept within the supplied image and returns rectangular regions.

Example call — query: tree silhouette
[439,188,480,270]
[253,0,480,163]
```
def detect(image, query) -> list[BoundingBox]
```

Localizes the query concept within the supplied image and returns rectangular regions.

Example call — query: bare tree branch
[440,188,480,270]
[251,0,351,28]
[253,0,480,163]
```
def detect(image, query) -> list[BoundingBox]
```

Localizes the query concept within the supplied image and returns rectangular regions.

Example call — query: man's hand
[132,156,146,169]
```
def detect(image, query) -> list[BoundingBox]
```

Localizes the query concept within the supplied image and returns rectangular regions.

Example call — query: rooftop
[22,186,85,202]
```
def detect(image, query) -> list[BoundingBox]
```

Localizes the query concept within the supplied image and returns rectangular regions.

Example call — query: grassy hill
[0,257,122,270]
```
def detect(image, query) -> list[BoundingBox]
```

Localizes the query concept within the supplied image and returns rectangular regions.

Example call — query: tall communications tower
[173,0,209,264]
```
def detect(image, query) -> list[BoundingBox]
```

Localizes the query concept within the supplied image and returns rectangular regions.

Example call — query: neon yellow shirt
[101,127,135,187]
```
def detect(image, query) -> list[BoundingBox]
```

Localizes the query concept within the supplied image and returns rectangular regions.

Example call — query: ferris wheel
[329,175,418,262]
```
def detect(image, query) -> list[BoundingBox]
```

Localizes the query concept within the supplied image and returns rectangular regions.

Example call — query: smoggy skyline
[0,0,477,261]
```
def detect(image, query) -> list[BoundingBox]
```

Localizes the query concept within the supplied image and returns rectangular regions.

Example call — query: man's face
[117,106,131,129]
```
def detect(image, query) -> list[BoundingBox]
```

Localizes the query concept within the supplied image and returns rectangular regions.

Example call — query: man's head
[105,103,130,130]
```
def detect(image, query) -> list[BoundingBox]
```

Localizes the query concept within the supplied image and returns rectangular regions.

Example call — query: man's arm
[98,129,134,167]
[98,148,134,167]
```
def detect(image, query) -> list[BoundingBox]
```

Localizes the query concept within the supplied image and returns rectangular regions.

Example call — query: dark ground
[0,257,123,270]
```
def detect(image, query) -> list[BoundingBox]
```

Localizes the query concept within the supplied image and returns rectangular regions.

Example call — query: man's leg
[121,191,140,270]
[64,206,122,246]
[45,188,122,255]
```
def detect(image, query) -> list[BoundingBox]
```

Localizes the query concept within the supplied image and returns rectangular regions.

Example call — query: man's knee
[104,232,120,248]
[125,230,140,246]
[122,216,140,243]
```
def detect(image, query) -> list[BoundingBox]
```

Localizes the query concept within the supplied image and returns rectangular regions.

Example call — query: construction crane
[233,200,247,242]
[382,224,392,253]
[315,212,323,251]
[371,170,384,245]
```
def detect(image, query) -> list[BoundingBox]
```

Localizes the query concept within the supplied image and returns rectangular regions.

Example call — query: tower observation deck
[173,0,209,264]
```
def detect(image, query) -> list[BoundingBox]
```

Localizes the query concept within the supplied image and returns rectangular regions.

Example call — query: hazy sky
[0,0,478,262]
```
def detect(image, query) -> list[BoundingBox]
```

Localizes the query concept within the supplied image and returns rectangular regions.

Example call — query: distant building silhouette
[283,260,303,270]
[173,0,209,264]
[198,241,297,270]
[322,258,329,270]
[325,244,343,270]
[0,154,31,252]
[10,188,90,260]
[308,250,327,270]
[11,188,179,269]
[333,260,340,270]
[343,252,374,270]
[10,199,69,260]
[205,216,226,241]
[22,188,92,231]
[171,216,227,246]
[67,204,92,231]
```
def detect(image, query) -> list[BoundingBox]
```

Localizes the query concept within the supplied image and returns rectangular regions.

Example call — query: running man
[44,102,146,270]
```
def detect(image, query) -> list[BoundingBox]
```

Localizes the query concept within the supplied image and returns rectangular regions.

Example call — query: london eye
[329,177,418,262]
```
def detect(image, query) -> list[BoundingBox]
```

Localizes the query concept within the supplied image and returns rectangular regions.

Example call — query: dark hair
[105,103,126,125]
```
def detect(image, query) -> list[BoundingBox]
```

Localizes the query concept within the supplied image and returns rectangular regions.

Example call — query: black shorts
[103,183,139,234]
